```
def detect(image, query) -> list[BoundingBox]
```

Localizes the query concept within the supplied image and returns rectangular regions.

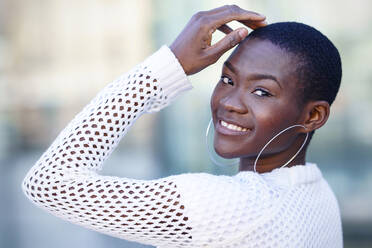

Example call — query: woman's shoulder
[166,171,276,206]
[167,171,261,189]
[163,172,281,245]
[167,170,272,188]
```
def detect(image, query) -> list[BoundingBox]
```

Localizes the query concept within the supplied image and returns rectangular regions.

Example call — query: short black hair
[246,22,342,106]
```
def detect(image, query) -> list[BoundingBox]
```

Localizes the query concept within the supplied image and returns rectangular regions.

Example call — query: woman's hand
[170,5,267,75]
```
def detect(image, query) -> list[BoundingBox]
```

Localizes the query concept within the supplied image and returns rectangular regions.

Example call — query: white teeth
[221,120,248,132]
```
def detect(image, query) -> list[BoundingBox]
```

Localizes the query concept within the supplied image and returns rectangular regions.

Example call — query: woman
[22,5,343,248]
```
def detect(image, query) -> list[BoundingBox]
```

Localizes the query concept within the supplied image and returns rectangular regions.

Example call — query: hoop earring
[205,118,238,167]
[253,125,309,173]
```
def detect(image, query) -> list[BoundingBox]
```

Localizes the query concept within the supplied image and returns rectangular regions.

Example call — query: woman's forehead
[228,39,290,70]
[226,38,299,86]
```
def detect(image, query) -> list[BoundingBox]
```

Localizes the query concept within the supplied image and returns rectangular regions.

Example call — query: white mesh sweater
[22,45,343,248]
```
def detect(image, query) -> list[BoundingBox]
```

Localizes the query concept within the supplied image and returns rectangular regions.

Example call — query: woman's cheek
[210,85,223,112]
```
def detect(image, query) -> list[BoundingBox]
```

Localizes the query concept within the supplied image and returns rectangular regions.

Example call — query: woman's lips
[216,120,252,136]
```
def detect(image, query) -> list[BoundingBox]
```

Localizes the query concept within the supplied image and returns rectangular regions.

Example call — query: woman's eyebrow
[223,61,236,73]
[247,73,282,89]
[224,61,282,89]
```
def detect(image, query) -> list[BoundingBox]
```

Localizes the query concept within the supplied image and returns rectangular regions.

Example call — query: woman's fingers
[207,5,266,28]
[238,19,268,30]
[169,5,267,75]
[217,24,233,35]
[206,27,248,59]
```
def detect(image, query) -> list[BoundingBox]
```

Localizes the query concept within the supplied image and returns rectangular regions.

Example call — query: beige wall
[2,0,153,147]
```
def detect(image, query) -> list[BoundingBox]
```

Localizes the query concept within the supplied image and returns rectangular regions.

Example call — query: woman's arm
[22,45,195,247]
[22,5,267,247]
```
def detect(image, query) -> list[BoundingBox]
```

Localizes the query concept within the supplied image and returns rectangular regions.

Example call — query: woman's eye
[221,76,234,85]
[253,89,272,97]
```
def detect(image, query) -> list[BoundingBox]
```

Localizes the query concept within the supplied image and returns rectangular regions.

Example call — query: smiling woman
[22,5,343,248]
[211,38,312,170]
[211,22,341,173]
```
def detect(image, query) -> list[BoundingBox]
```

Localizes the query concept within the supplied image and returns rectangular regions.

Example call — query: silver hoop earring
[253,125,309,173]
[205,118,238,167]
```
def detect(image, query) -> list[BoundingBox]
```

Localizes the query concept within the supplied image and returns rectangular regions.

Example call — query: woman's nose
[219,92,247,114]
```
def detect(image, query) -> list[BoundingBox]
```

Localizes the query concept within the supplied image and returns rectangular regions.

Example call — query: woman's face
[210,38,306,159]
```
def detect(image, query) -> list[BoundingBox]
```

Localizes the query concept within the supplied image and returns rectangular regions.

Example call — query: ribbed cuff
[143,45,193,112]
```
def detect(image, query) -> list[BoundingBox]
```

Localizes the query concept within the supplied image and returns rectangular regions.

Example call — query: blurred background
[1,0,371,247]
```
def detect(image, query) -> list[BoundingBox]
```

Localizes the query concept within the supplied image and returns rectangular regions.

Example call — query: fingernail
[238,29,248,38]
[254,12,266,18]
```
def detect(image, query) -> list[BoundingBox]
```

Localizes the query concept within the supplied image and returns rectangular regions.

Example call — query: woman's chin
[214,145,239,159]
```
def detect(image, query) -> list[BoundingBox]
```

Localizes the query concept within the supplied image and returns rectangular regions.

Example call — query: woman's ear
[302,100,330,132]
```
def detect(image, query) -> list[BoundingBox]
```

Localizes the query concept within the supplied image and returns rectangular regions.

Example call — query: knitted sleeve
[21,45,195,248]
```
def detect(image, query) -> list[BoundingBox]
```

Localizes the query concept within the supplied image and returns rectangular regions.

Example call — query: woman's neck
[239,131,310,173]
[239,154,306,173]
